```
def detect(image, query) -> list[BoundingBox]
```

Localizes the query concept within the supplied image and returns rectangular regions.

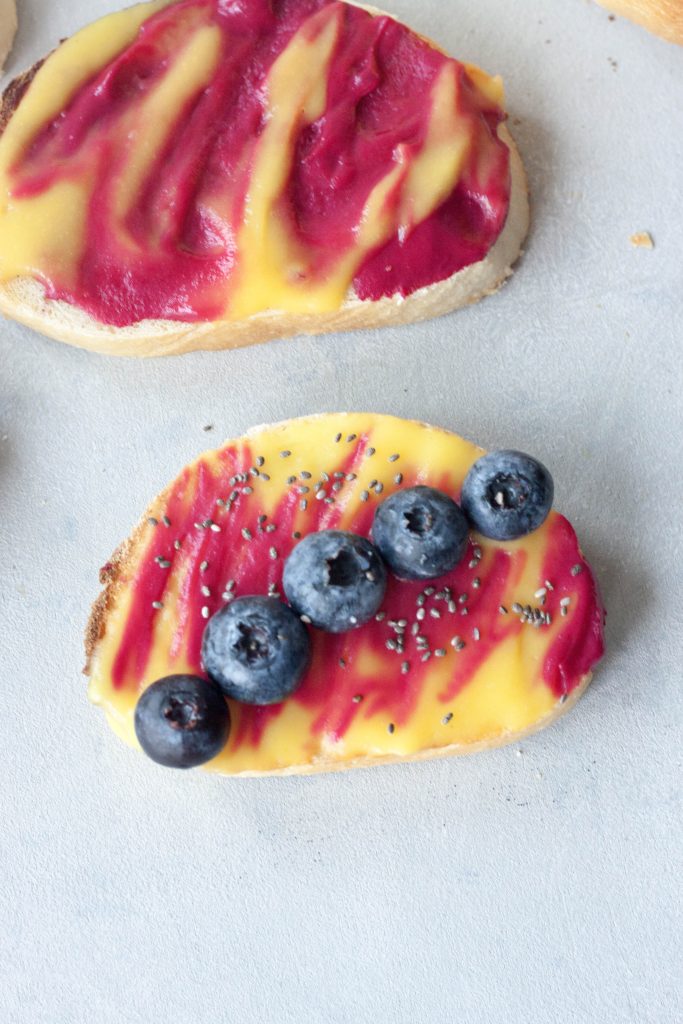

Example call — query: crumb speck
[630,231,654,249]
[203,424,214,431]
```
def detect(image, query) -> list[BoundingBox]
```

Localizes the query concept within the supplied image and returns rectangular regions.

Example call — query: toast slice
[0,0,529,356]
[85,414,605,776]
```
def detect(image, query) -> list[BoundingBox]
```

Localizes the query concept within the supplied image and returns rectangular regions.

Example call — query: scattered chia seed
[201,606,210,619]
[472,577,481,589]
[387,723,395,734]
[334,432,342,443]
[560,596,571,607]
[430,608,441,619]
[260,474,271,482]
[366,447,376,457]
[421,652,431,663]
[152,601,164,610]
[301,471,312,479]
[201,585,211,597]
[210,523,221,533]
[442,712,453,725]
[265,523,276,533]
[346,472,357,481]
[299,499,308,511]
[300,614,312,624]
[256,456,265,467]
[473,627,480,641]
[448,600,457,614]
[360,490,370,502]
[571,564,583,576]
[394,473,403,485]
[411,622,420,636]
[298,485,310,494]
[162,515,171,527]
[174,539,181,551]
[316,489,326,501]
[435,648,446,658]
[346,434,357,443]
[352,694,363,703]
[147,517,158,526]
[287,475,296,485]
[401,661,410,675]
[388,453,400,462]
[332,481,343,492]
[292,531,301,539]
[269,547,278,560]
[425,587,435,596]
[512,602,523,614]
[386,638,398,651]
[280,450,291,458]
[375,610,386,622]
[241,528,252,540]
[451,636,465,651]
[200,559,209,572]
[416,608,425,621]
[242,486,254,495]
[339,657,346,668]
[499,605,508,615]
[374,482,384,494]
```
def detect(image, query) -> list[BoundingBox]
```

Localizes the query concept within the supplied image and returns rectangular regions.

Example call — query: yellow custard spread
[86,414,605,774]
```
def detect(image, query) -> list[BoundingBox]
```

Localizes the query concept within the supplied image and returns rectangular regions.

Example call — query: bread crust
[84,414,594,776]
[596,0,683,44]
[0,5,530,356]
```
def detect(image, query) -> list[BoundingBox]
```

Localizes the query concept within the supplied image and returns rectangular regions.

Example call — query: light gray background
[1,1,681,1022]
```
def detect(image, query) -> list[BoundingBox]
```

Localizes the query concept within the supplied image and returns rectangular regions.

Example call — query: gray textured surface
[1,1,682,1022]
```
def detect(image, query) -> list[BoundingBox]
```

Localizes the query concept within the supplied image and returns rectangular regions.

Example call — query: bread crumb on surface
[630,231,654,249]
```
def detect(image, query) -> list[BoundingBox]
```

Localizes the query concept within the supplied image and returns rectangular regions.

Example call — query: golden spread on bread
[0,0,514,329]
[85,414,605,775]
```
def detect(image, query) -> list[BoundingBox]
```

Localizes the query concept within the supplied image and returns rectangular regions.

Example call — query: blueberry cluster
[135,451,553,769]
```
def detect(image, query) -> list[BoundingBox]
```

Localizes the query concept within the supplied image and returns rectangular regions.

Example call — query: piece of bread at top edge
[0,1,529,357]
[595,0,683,44]
[84,413,605,777]
[0,0,17,75]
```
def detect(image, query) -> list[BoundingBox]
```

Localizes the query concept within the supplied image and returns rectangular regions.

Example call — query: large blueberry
[134,674,230,769]
[201,596,310,704]
[460,450,554,540]
[368,485,471,581]
[372,486,468,580]
[282,530,387,633]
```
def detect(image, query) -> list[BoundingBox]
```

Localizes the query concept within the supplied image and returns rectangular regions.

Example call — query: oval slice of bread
[0,1,529,356]
[85,414,605,776]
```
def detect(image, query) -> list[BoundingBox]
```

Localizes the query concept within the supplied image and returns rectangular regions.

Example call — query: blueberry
[371,486,468,580]
[282,530,387,632]
[460,450,554,540]
[134,674,230,769]
[201,596,310,704]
